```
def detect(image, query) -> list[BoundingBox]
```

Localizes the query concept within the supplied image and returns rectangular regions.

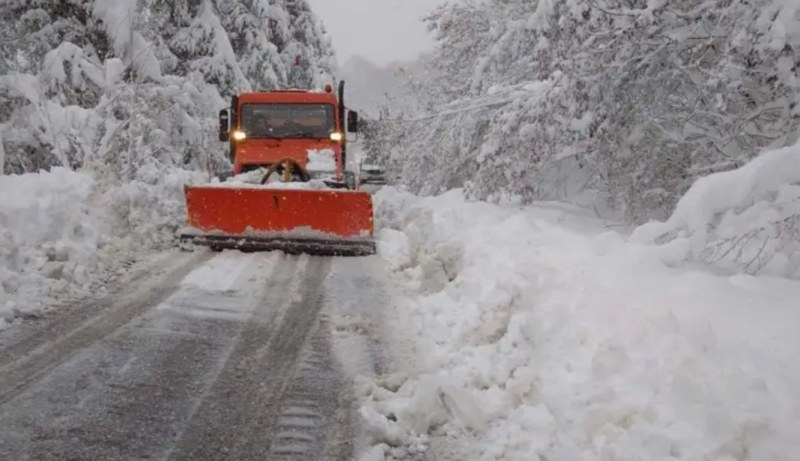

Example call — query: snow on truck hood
[202,169,329,190]
[201,148,337,189]
[201,180,329,190]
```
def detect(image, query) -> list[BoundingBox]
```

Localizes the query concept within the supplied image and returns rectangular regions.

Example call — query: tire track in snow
[167,255,352,461]
[268,310,354,461]
[0,251,355,461]
[0,250,275,460]
[0,251,212,406]
[162,254,304,460]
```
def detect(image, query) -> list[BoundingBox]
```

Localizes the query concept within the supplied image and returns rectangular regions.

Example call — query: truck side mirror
[219,109,230,142]
[347,110,359,133]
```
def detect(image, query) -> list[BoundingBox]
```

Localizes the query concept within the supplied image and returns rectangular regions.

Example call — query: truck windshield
[241,103,335,139]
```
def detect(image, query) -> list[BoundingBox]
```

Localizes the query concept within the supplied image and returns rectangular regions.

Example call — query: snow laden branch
[372,0,800,225]
[633,141,800,278]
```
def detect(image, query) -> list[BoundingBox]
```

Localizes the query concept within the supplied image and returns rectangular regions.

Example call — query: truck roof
[239,91,338,105]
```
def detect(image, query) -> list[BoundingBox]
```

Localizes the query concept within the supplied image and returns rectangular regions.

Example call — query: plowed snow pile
[0,168,107,325]
[0,166,204,328]
[365,182,800,459]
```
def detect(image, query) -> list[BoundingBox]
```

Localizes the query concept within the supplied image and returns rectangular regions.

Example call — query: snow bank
[106,165,207,248]
[632,142,800,278]
[0,168,108,325]
[363,187,800,460]
[0,166,205,328]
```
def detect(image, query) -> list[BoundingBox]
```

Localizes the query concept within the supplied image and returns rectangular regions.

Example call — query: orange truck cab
[218,81,359,188]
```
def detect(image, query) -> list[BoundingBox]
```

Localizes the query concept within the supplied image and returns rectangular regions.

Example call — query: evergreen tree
[0,0,335,175]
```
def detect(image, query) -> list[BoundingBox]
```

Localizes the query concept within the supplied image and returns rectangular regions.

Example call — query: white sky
[306,0,443,66]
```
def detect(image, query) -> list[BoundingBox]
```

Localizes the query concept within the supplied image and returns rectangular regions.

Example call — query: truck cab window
[242,104,335,139]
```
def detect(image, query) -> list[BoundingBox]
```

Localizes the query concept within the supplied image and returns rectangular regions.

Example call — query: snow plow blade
[181,186,376,257]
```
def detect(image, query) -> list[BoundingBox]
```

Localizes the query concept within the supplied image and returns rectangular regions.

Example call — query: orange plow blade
[180,185,376,256]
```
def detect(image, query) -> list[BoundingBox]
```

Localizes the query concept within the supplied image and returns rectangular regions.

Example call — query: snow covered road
[1,181,798,461]
[0,249,382,460]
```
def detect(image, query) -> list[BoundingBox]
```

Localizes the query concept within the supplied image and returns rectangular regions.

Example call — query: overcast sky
[306,0,443,66]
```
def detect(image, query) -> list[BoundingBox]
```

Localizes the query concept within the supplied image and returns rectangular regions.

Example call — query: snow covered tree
[154,0,334,96]
[0,0,335,176]
[382,0,800,221]
[0,0,110,172]
[277,0,336,89]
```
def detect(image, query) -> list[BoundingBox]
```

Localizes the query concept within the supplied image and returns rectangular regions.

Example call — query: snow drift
[362,186,800,460]
[0,169,107,325]
[633,142,800,279]
[0,166,205,328]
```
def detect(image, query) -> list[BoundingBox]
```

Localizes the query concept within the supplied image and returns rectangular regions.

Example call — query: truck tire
[345,171,357,190]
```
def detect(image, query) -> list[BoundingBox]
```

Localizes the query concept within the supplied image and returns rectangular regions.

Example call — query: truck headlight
[232,131,247,141]
[329,132,343,142]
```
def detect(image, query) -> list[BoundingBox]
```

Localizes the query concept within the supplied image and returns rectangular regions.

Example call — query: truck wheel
[345,171,357,190]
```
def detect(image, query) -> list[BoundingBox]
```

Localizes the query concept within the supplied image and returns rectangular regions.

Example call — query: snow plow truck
[179,81,376,256]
